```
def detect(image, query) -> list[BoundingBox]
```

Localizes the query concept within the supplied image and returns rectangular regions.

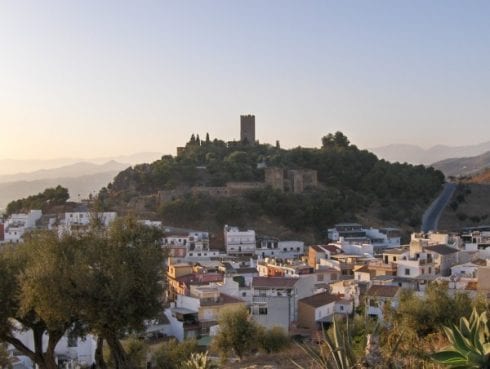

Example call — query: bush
[259,326,290,353]
[153,339,198,369]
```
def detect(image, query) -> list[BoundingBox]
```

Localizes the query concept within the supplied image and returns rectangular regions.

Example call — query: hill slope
[371,141,490,165]
[96,133,445,241]
[431,150,490,177]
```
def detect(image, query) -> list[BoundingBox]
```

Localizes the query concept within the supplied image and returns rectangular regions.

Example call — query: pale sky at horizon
[1,0,490,160]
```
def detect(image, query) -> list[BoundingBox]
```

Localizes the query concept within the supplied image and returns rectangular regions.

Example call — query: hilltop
[94,132,444,242]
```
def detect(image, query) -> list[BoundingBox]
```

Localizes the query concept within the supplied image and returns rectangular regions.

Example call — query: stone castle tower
[240,115,255,144]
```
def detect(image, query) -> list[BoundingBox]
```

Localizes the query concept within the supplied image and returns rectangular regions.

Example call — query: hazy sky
[1,0,490,160]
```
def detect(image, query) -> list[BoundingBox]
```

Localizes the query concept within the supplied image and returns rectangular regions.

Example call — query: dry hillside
[438,183,490,231]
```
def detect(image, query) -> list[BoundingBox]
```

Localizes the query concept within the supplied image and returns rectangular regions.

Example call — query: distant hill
[431,151,490,177]
[371,141,490,165]
[0,152,163,176]
[0,161,129,183]
[464,168,490,184]
[0,171,119,210]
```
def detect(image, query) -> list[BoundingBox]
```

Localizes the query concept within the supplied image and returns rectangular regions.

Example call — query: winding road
[421,182,456,233]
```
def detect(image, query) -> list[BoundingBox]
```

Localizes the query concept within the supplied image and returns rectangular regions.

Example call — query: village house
[297,292,339,330]
[224,225,256,255]
[365,285,401,320]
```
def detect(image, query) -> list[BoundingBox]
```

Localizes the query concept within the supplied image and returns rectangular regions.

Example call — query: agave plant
[292,319,359,369]
[180,352,217,369]
[432,309,490,369]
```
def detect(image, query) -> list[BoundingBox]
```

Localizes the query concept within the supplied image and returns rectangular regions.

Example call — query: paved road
[421,182,456,232]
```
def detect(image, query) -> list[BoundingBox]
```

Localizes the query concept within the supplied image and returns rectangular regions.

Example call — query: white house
[58,211,117,235]
[3,210,42,243]
[255,237,305,259]
[224,225,256,255]
[365,285,400,320]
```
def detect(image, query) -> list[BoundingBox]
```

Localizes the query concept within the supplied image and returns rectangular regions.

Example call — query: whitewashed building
[224,225,256,255]
[2,210,42,243]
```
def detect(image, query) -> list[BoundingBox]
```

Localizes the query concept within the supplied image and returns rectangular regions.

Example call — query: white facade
[58,211,117,235]
[224,225,256,255]
[3,210,42,243]
[163,231,210,252]
[451,263,480,278]
[255,240,305,259]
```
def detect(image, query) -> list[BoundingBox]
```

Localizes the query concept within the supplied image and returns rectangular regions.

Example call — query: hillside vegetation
[96,132,444,241]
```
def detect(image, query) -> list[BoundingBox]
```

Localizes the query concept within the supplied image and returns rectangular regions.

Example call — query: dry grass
[439,183,490,231]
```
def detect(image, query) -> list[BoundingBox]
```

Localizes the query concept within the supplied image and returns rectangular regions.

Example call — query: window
[428,267,432,274]
[340,305,344,311]
[405,269,410,276]
[259,306,268,315]
[393,256,397,262]
[317,274,324,282]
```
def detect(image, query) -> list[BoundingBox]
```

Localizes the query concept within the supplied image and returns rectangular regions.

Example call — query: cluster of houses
[3,207,490,368]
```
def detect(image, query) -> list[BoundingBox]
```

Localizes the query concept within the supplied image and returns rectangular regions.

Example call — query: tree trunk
[95,337,107,369]
[104,333,134,369]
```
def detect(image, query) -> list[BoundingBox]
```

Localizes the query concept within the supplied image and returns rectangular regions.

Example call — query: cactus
[432,309,490,369]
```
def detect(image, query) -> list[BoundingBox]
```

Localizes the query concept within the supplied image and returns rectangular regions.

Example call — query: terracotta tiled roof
[252,276,298,288]
[299,292,340,308]
[366,285,400,298]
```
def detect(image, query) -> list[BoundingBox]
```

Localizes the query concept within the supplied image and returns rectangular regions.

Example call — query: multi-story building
[327,223,401,251]
[224,225,256,255]
[2,210,43,243]
[58,211,116,235]
[255,236,305,259]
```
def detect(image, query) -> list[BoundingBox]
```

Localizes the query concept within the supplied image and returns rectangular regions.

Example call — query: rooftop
[299,292,339,308]
[425,245,459,255]
[252,276,298,289]
[366,285,400,298]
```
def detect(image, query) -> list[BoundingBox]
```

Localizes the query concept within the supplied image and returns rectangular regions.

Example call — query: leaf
[432,350,468,364]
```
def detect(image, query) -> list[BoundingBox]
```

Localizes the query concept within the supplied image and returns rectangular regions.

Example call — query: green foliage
[321,131,350,149]
[212,305,261,359]
[6,185,69,214]
[292,319,358,369]
[381,284,487,368]
[388,284,476,337]
[432,309,490,369]
[153,339,198,369]
[259,326,290,354]
[180,352,217,369]
[102,133,444,234]
[104,338,149,369]
[1,217,164,369]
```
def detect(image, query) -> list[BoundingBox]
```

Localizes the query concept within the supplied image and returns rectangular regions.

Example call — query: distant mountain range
[370,141,490,165]
[0,171,120,210]
[0,152,163,176]
[432,151,490,177]
[0,161,129,183]
[0,154,164,210]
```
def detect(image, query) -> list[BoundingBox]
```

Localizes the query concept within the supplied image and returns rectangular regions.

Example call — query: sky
[1,0,490,160]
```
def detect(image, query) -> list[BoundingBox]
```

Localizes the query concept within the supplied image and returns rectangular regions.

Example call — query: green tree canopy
[212,305,262,359]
